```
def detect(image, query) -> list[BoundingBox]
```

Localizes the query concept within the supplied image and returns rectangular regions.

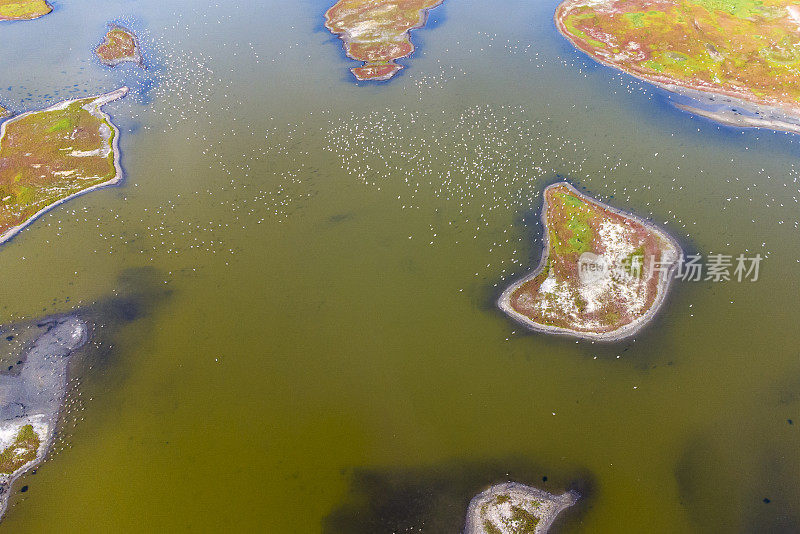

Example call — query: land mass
[0,0,51,21]
[464,482,579,534]
[498,182,681,341]
[0,315,88,519]
[324,0,443,81]
[0,87,128,245]
[556,0,800,131]
[95,25,144,68]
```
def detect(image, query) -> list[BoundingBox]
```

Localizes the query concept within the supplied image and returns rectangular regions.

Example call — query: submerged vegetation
[556,0,800,115]
[324,0,443,80]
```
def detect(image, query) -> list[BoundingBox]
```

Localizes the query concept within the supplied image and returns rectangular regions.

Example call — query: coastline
[464,482,579,534]
[668,84,800,134]
[0,87,128,246]
[497,182,682,342]
[0,316,89,520]
[553,1,800,133]
[0,0,52,21]
[324,0,444,81]
[96,25,145,68]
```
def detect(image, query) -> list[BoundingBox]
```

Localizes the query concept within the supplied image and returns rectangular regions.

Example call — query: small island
[95,25,144,68]
[0,0,51,21]
[556,0,800,131]
[0,87,128,245]
[0,315,88,519]
[498,182,681,341]
[0,105,8,120]
[324,0,443,81]
[464,482,579,534]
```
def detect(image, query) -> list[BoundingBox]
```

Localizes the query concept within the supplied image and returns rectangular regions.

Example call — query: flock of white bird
[3,12,799,334]
[0,4,799,484]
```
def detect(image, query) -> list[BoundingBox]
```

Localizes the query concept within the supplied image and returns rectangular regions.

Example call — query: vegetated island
[95,25,144,68]
[324,0,443,81]
[498,182,681,342]
[0,315,88,519]
[0,87,128,245]
[555,0,800,133]
[0,0,51,21]
[0,105,8,120]
[464,482,579,534]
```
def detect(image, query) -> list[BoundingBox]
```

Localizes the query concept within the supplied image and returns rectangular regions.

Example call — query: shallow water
[1,0,800,531]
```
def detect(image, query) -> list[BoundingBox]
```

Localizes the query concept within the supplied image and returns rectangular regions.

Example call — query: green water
[1,0,799,531]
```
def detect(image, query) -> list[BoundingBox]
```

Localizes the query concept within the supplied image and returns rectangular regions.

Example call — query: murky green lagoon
[1,0,799,531]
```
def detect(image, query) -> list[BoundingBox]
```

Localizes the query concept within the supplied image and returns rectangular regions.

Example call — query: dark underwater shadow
[323,457,594,533]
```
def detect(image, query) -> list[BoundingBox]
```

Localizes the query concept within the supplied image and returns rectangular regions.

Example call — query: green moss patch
[558,0,800,107]
[0,92,123,238]
[0,424,40,475]
[507,504,541,533]
[0,0,51,20]
[47,117,72,132]
[687,0,768,18]
[551,191,594,255]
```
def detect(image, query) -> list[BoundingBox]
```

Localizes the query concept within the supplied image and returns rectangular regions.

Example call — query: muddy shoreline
[96,25,145,68]
[0,87,128,246]
[554,2,800,134]
[324,0,444,81]
[464,482,579,534]
[0,315,88,520]
[497,182,682,342]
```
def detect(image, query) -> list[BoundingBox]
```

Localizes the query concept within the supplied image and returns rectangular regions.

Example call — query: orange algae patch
[352,63,402,80]
[95,25,143,67]
[0,88,128,244]
[0,0,51,21]
[325,0,444,80]
[499,183,681,341]
[556,0,800,117]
